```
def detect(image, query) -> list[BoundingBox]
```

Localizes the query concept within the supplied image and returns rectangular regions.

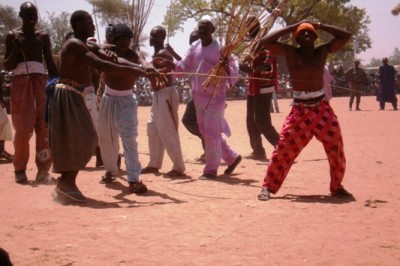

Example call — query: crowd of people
[3,1,398,206]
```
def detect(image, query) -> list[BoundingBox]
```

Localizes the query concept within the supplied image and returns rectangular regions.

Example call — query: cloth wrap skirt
[48,81,98,172]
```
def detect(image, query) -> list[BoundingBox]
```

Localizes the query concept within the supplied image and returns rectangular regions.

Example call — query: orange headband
[293,22,318,40]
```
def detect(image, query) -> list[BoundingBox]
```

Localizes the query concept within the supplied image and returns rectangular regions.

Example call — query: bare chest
[18,33,44,59]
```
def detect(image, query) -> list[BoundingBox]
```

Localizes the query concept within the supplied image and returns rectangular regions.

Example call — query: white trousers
[147,86,185,173]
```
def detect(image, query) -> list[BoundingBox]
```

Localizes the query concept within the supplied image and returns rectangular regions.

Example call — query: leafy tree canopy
[162,0,372,69]
[41,11,72,55]
[0,5,20,55]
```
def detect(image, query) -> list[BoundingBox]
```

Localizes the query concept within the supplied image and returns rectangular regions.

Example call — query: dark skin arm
[151,49,173,89]
[59,39,150,86]
[261,21,351,55]
[0,74,4,107]
[42,33,58,77]
[165,43,182,61]
[261,21,351,91]
[260,22,302,55]
[3,31,22,71]
[87,39,118,63]
[318,23,352,53]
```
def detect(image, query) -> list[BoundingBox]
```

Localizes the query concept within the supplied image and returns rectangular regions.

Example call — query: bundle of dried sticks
[202,0,290,96]
[128,0,155,50]
[240,0,290,70]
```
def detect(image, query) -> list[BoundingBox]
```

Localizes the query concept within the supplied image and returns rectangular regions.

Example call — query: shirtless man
[98,23,149,193]
[258,21,353,200]
[140,26,186,177]
[3,2,58,184]
[48,10,153,203]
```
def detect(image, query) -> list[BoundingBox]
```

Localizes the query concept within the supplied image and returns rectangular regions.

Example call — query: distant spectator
[378,57,398,110]
[345,60,368,111]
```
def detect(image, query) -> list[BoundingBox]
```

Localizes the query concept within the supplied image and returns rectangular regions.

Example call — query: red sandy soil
[1,96,399,266]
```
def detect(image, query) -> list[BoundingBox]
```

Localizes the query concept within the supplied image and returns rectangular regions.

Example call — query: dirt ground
[1,95,399,266]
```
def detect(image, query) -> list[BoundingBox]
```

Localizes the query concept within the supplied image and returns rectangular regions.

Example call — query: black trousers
[246,93,279,155]
[349,91,361,108]
[182,98,205,150]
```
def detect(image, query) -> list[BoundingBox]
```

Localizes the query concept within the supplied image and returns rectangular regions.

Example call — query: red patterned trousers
[11,74,51,172]
[262,101,346,194]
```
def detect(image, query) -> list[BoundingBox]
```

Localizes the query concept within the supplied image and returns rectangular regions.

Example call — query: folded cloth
[293,22,318,40]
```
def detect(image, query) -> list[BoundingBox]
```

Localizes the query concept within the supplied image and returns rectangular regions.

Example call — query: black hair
[112,23,133,41]
[19,2,36,12]
[70,10,89,31]
[152,26,167,39]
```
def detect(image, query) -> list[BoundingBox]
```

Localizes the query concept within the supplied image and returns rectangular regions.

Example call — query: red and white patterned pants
[11,74,51,172]
[262,101,346,194]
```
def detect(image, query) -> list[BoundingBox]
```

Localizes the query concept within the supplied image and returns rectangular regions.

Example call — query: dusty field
[0,95,399,266]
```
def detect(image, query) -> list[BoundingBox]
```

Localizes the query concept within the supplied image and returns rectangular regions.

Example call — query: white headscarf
[200,15,214,27]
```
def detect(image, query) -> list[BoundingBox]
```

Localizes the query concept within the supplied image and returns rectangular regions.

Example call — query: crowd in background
[1,65,399,112]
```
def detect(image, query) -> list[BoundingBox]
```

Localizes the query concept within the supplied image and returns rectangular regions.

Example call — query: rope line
[163,72,364,94]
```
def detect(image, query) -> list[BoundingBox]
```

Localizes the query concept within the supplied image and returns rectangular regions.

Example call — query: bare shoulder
[37,29,49,38]
[315,43,331,53]
[6,27,21,37]
[157,49,174,61]
[62,38,88,57]
[124,49,140,63]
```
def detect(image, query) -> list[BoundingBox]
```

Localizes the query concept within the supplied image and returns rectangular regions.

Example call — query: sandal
[53,187,87,203]
[100,172,116,184]
[199,173,216,180]
[165,169,185,178]
[332,187,353,198]
[0,151,14,162]
[140,166,159,174]
[129,181,148,194]
[258,188,271,201]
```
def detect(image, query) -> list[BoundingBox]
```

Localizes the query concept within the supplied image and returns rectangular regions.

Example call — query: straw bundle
[202,0,289,97]
[128,0,155,50]
[201,0,256,95]
[240,0,290,70]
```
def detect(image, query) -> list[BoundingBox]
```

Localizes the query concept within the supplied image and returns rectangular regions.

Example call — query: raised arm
[63,39,145,77]
[42,33,59,78]
[317,22,351,53]
[260,22,301,55]
[165,43,182,61]
[3,31,21,71]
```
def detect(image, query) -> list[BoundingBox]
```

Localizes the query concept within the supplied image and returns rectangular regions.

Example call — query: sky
[1,0,400,63]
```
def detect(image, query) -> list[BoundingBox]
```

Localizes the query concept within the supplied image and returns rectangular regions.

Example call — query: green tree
[389,47,400,66]
[163,0,371,69]
[368,48,400,67]
[0,5,20,56]
[41,11,72,55]
[368,57,381,67]
[87,0,154,54]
